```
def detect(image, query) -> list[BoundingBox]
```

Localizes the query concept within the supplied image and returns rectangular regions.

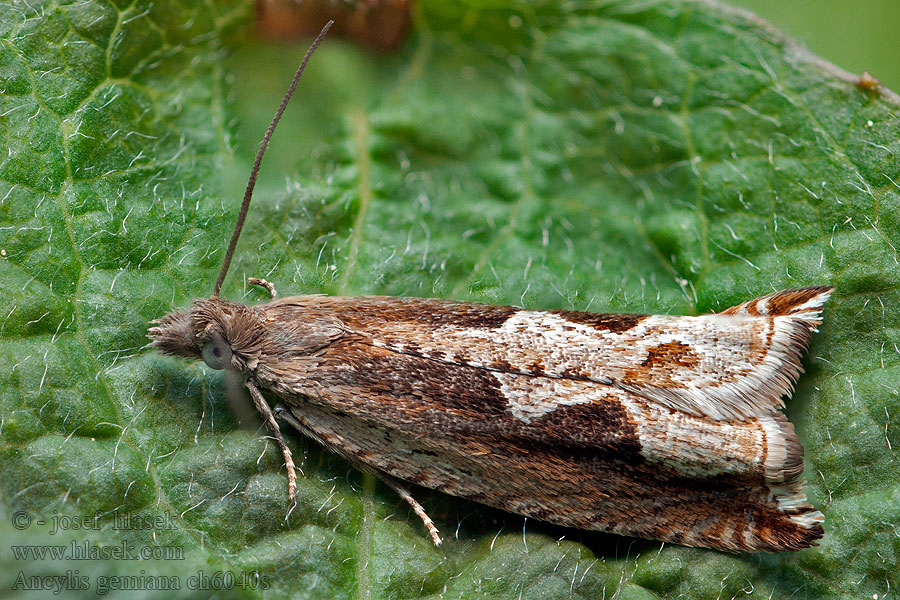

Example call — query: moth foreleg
[247,277,278,298]
[246,379,296,502]
[376,472,443,546]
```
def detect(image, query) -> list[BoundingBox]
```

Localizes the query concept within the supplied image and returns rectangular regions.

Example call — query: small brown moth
[149,22,830,553]
[857,71,880,93]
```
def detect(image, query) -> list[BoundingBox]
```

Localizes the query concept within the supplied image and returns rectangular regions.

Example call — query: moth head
[148,298,266,372]
[150,23,334,373]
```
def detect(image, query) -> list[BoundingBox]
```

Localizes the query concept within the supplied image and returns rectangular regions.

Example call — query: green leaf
[2,1,898,599]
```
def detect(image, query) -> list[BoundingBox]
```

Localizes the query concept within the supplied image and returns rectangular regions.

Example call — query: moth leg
[272,404,442,546]
[246,379,296,502]
[247,277,278,298]
[376,472,443,546]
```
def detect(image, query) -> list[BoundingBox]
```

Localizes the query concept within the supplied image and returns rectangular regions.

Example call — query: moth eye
[201,339,233,370]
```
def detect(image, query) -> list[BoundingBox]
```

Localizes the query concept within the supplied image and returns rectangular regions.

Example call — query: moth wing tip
[720,285,834,319]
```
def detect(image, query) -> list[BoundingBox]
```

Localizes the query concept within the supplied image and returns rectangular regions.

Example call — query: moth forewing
[147,21,831,553]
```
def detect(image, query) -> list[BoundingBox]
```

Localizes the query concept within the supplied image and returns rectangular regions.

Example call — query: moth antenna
[212,20,334,298]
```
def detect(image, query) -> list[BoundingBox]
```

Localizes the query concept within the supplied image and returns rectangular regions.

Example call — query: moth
[149,22,830,553]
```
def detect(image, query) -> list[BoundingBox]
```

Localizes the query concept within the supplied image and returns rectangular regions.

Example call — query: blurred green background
[731,0,899,91]
[226,0,900,209]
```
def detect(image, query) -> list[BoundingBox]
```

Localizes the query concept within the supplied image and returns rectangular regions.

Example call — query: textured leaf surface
[2,1,899,599]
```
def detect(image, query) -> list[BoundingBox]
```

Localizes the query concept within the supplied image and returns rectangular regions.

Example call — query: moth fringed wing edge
[749,287,833,547]
[633,286,832,551]
[622,286,831,551]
